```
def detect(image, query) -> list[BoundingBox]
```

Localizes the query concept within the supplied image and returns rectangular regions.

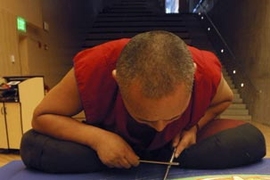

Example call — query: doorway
[165,0,179,13]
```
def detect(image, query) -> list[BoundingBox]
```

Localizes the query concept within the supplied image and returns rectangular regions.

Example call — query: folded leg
[177,120,266,169]
[20,129,107,173]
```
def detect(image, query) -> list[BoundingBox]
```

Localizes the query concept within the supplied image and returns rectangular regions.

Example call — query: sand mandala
[172,175,270,180]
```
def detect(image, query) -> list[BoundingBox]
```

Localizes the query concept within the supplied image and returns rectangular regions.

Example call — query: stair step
[85,32,190,40]
[95,17,186,22]
[225,78,233,86]
[224,76,232,82]
[88,26,188,33]
[83,38,192,48]
[93,21,186,28]
[219,115,252,121]
[222,109,249,115]
[100,12,155,17]
[104,10,154,14]
[229,84,235,89]
[231,88,238,93]
[233,93,241,99]
[232,98,243,103]
[228,103,246,109]
[227,82,235,88]
[112,1,149,6]
[98,13,184,18]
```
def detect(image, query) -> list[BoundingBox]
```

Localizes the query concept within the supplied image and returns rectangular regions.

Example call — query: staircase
[83,0,251,121]
[220,69,252,120]
[181,13,252,121]
[82,0,192,48]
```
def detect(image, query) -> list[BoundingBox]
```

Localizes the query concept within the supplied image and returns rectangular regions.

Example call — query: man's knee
[20,129,106,173]
[178,123,266,169]
[20,129,47,170]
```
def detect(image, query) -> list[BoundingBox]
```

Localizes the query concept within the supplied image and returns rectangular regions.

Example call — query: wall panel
[0,9,21,76]
[0,0,42,28]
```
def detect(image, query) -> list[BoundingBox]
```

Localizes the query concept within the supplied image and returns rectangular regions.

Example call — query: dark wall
[40,0,118,86]
[41,0,105,52]
[207,0,270,125]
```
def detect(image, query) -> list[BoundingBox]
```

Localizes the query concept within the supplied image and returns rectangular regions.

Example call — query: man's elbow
[222,89,234,110]
[227,88,234,104]
[31,107,44,131]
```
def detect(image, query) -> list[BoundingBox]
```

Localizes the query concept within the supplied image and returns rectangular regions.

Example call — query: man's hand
[172,125,197,158]
[93,130,139,169]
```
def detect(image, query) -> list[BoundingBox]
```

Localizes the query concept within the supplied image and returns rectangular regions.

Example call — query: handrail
[193,0,206,13]
[197,9,236,60]
[193,0,236,60]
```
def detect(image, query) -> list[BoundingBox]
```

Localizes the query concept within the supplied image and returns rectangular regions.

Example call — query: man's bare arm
[173,74,233,157]
[196,74,234,129]
[32,68,102,147]
[32,68,139,168]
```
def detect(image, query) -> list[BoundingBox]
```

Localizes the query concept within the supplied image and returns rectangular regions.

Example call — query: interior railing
[193,0,236,60]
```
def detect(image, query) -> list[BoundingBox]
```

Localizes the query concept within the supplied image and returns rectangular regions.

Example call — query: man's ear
[112,69,117,81]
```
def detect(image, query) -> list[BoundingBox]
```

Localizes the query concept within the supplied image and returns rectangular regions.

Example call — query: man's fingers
[126,152,140,167]
[110,151,139,169]
[119,158,132,169]
[174,138,189,158]
[172,133,181,147]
